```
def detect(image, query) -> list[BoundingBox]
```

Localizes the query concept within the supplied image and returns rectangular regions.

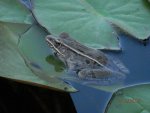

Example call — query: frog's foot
[106,55,129,74]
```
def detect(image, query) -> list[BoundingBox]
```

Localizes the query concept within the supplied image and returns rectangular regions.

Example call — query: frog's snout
[45,35,58,47]
[46,36,54,42]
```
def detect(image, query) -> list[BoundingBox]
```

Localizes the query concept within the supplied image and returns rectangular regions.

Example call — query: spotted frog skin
[46,33,128,83]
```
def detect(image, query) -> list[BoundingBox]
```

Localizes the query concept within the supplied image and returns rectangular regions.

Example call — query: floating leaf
[31,0,150,49]
[31,0,119,50]
[106,84,150,113]
[0,0,32,24]
[0,22,77,92]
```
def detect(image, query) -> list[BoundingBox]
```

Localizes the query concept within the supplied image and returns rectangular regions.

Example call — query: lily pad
[0,0,32,24]
[0,22,77,92]
[31,0,150,50]
[31,0,119,50]
[106,84,150,113]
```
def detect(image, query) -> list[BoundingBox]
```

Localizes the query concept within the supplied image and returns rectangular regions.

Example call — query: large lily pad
[0,22,77,92]
[0,0,32,24]
[31,0,119,50]
[106,84,150,113]
[31,0,150,50]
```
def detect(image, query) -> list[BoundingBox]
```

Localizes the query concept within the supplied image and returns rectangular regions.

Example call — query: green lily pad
[31,0,119,50]
[106,84,150,113]
[31,0,150,50]
[0,0,32,24]
[0,22,77,92]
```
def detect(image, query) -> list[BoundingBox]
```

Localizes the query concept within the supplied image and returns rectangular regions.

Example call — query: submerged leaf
[46,55,65,72]
[31,0,150,49]
[0,22,77,92]
[106,84,150,113]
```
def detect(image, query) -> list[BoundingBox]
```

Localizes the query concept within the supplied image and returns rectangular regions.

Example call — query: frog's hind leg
[78,68,112,79]
[78,68,126,85]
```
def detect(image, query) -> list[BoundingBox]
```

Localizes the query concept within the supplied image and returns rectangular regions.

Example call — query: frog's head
[45,35,61,48]
[46,32,70,48]
[45,33,68,57]
[46,35,66,57]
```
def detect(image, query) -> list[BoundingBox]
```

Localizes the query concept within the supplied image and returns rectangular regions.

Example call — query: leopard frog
[46,33,128,84]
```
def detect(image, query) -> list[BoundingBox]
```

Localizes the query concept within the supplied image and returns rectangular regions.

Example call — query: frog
[45,32,129,85]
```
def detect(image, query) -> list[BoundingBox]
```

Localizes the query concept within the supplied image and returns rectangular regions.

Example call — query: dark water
[0,77,76,113]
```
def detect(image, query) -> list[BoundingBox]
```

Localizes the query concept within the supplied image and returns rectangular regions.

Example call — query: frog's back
[59,33,108,64]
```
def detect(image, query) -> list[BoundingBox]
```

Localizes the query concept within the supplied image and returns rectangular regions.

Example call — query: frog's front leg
[78,68,113,79]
